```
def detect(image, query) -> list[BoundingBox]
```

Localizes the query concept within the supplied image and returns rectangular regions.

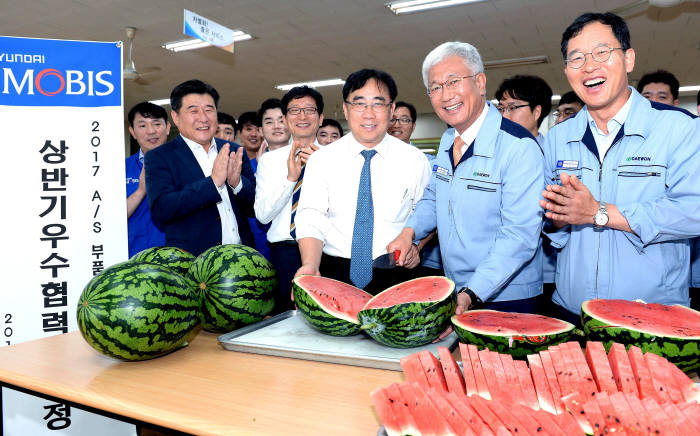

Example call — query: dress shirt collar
[453,100,489,147]
[181,134,217,156]
[586,88,632,137]
[348,132,391,158]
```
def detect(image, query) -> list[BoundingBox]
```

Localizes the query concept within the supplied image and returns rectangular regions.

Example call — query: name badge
[433,164,450,177]
[556,160,579,169]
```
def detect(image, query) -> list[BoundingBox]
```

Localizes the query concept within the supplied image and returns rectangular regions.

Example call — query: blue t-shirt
[126,152,165,258]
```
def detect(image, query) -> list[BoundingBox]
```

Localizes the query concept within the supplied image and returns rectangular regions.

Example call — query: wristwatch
[593,201,609,229]
[457,287,482,309]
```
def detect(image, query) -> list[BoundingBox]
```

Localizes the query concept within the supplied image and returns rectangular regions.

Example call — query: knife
[372,250,400,269]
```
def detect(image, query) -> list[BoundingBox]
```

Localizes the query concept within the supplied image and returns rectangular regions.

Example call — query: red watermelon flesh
[482,397,529,436]
[627,345,658,400]
[417,350,448,392]
[662,355,700,403]
[585,341,618,394]
[466,343,491,400]
[458,343,479,397]
[399,353,430,390]
[594,392,628,436]
[370,387,402,436]
[609,391,645,435]
[661,402,696,435]
[539,350,565,413]
[437,346,466,396]
[561,392,593,435]
[479,348,509,404]
[527,353,557,414]
[293,275,371,322]
[398,382,444,435]
[608,342,640,397]
[509,404,544,436]
[565,341,599,398]
[532,409,566,435]
[498,353,525,406]
[467,395,512,436]
[361,276,453,309]
[514,359,540,411]
[645,351,683,404]
[548,345,576,397]
[487,349,517,405]
[554,410,585,436]
[641,396,682,436]
[623,393,658,435]
[384,383,419,436]
[678,402,700,430]
[407,383,457,436]
[582,397,608,436]
[425,388,475,436]
[444,392,495,436]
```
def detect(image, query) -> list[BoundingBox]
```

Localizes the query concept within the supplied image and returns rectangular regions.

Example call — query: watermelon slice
[554,409,585,436]
[509,404,544,436]
[417,350,449,392]
[582,299,700,372]
[513,359,539,410]
[527,353,556,413]
[478,348,508,404]
[549,344,576,397]
[609,391,644,435]
[487,349,517,405]
[458,343,479,396]
[581,397,608,436]
[640,396,682,436]
[424,388,476,436]
[398,382,446,435]
[560,392,593,435]
[407,383,458,436]
[623,392,658,435]
[564,341,599,398]
[645,351,683,404]
[451,310,574,359]
[539,350,565,413]
[678,401,700,430]
[661,401,696,435]
[384,383,420,436]
[585,341,618,394]
[292,275,372,336]
[466,343,491,400]
[358,276,456,348]
[594,392,628,436]
[532,409,566,435]
[444,392,495,436]
[399,353,430,390]
[661,355,700,403]
[498,353,526,406]
[607,342,640,396]
[370,387,402,436]
[626,345,657,400]
[437,347,466,395]
[467,394,514,436]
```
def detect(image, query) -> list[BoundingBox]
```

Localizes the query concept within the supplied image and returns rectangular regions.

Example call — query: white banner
[0,36,134,435]
[184,9,235,53]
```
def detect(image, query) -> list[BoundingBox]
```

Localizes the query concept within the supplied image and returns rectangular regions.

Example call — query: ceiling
[2,0,698,121]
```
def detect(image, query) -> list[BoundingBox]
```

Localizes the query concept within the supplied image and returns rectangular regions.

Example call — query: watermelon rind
[76,261,200,361]
[130,246,195,278]
[451,310,575,359]
[292,275,372,336]
[357,276,456,348]
[188,244,277,333]
[581,299,700,372]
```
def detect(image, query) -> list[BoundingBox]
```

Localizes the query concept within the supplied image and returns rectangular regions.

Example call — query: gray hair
[421,42,484,88]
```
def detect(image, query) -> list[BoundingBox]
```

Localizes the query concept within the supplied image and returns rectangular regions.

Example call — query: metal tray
[218,310,458,371]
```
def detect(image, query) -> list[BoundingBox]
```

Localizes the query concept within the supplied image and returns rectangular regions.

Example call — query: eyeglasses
[497,104,529,115]
[427,74,477,96]
[344,101,392,112]
[390,117,413,125]
[565,45,624,69]
[287,107,318,116]
[554,108,578,119]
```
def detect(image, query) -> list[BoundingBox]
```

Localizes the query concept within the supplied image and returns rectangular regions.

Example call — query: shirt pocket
[615,164,666,199]
[456,177,501,220]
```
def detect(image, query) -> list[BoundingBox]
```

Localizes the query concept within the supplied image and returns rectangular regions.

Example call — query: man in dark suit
[145,80,255,256]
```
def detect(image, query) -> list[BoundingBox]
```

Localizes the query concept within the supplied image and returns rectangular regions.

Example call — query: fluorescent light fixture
[149,98,170,106]
[679,85,700,93]
[162,30,252,52]
[275,78,345,91]
[386,0,486,15]
[484,56,549,70]
[551,94,561,101]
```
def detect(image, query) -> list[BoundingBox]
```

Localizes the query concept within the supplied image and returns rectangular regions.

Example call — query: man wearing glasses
[388,101,417,144]
[254,86,324,313]
[388,42,545,315]
[294,69,431,294]
[554,91,584,125]
[540,13,700,325]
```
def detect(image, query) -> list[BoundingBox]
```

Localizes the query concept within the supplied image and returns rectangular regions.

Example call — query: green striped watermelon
[130,246,195,277]
[582,299,700,372]
[451,310,575,359]
[76,261,199,361]
[188,244,277,333]
[357,276,456,348]
[292,275,372,336]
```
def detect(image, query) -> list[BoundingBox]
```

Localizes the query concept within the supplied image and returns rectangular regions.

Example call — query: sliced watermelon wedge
[292,275,371,336]
[451,310,574,359]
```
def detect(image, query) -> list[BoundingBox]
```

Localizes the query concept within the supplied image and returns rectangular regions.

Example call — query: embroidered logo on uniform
[556,160,579,169]
[472,171,490,178]
[626,156,652,162]
[433,165,450,177]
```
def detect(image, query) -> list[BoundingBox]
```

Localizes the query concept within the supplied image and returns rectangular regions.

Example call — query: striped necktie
[349,150,377,289]
[452,135,465,167]
[289,165,305,239]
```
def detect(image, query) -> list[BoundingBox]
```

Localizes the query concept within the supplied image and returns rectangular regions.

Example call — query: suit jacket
[145,135,255,256]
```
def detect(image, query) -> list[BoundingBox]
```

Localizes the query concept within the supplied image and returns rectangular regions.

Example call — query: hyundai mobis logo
[0,36,121,107]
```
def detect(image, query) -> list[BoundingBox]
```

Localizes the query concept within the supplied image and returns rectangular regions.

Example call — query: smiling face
[641,82,677,106]
[285,96,323,142]
[498,92,540,137]
[343,78,394,149]
[215,123,235,142]
[387,106,415,143]
[261,107,291,147]
[129,113,170,153]
[317,125,341,145]
[171,93,217,147]
[238,122,262,154]
[427,56,486,134]
[564,21,635,119]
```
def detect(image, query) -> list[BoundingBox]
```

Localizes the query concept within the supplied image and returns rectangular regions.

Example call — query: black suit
[145,135,255,256]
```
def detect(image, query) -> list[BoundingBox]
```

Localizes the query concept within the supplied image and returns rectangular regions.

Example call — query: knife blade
[372,250,400,269]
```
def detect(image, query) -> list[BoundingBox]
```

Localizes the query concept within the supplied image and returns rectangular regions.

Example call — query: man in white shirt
[294,69,430,295]
[254,86,324,312]
[146,79,256,256]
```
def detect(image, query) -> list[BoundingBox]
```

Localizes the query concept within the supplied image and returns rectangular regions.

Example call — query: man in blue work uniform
[389,41,545,315]
[540,13,700,325]
[125,102,170,258]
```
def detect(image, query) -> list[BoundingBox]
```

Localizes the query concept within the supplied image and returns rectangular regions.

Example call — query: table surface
[0,330,403,435]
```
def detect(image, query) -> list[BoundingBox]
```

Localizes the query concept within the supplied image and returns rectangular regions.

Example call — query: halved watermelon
[451,310,574,359]
[292,275,372,336]
[581,299,700,372]
[357,276,456,348]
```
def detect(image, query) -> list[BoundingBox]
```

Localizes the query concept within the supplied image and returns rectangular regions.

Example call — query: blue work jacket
[407,103,544,302]
[543,89,700,314]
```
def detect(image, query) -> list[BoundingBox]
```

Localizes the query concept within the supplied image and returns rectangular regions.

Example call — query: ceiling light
[484,56,549,70]
[275,78,345,91]
[679,85,700,93]
[162,30,252,52]
[551,95,561,101]
[386,0,487,15]
[149,98,170,106]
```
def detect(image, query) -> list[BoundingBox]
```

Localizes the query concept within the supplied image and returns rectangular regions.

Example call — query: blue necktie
[350,150,377,289]
[289,166,305,239]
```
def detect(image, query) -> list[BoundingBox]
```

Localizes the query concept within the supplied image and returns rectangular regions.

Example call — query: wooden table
[0,330,403,435]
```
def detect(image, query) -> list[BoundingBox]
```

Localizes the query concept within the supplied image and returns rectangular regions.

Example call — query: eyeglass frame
[286,107,318,116]
[390,116,414,125]
[426,74,478,96]
[554,108,578,119]
[497,103,530,115]
[343,100,392,113]
[564,45,625,69]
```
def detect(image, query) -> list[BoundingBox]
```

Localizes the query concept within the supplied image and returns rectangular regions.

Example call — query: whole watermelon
[130,246,195,277]
[77,261,200,361]
[187,244,277,333]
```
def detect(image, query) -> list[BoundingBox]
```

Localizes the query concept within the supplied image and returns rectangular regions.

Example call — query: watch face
[594,211,608,226]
